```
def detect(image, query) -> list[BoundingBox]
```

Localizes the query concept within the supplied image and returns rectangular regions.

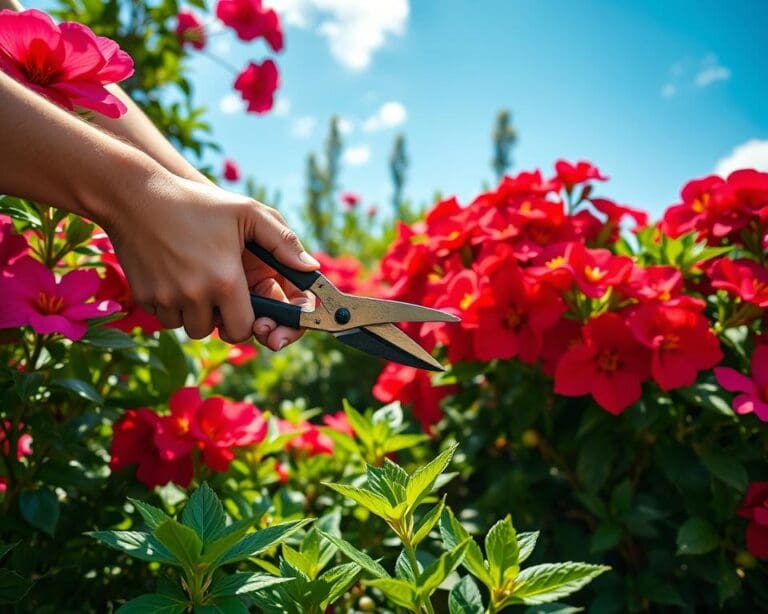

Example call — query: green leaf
[0,569,33,604]
[590,525,622,554]
[418,538,470,597]
[203,517,254,564]
[209,573,292,598]
[19,489,60,536]
[413,496,446,546]
[449,575,484,614]
[317,530,388,579]
[49,378,103,403]
[323,482,398,521]
[676,517,719,555]
[282,544,314,577]
[319,562,362,608]
[702,454,748,493]
[518,531,539,564]
[485,515,519,586]
[129,499,170,531]
[395,549,419,581]
[82,327,137,350]
[677,382,734,416]
[364,578,418,610]
[116,593,187,614]
[440,508,492,587]
[383,433,429,454]
[193,596,249,614]
[216,519,312,566]
[154,519,203,570]
[183,483,227,543]
[153,331,189,395]
[87,530,177,565]
[65,215,94,247]
[342,401,373,449]
[406,443,457,509]
[510,563,609,606]
[367,460,408,507]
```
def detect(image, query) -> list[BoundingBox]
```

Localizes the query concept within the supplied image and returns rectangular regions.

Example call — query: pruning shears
[245,242,459,371]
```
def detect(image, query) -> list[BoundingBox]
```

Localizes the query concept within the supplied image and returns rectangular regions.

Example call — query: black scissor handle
[250,294,302,329]
[245,241,320,291]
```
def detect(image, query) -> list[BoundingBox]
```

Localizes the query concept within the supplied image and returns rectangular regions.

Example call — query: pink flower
[0,9,134,118]
[0,257,120,341]
[0,421,32,459]
[215,0,284,51]
[222,158,241,182]
[341,192,360,209]
[715,345,768,421]
[737,482,768,559]
[322,411,354,437]
[234,59,278,114]
[176,10,206,50]
[0,216,27,273]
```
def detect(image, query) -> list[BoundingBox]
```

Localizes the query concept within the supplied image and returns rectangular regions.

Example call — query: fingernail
[278,339,288,350]
[299,251,320,267]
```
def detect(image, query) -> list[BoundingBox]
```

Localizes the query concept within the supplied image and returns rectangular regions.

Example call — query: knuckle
[278,227,301,248]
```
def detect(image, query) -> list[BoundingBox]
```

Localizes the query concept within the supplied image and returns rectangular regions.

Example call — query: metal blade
[334,323,445,371]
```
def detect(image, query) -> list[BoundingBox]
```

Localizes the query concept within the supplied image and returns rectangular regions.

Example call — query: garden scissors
[245,242,459,371]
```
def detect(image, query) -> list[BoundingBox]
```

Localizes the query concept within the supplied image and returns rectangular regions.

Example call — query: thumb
[244,203,320,271]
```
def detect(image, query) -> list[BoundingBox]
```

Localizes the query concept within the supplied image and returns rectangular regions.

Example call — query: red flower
[110,409,193,489]
[531,242,634,298]
[472,258,565,363]
[155,387,267,473]
[0,9,133,117]
[708,258,768,308]
[628,299,722,391]
[737,482,768,559]
[228,343,257,366]
[373,364,457,432]
[621,265,683,303]
[280,420,334,456]
[554,160,607,192]
[341,192,360,209]
[715,345,768,421]
[315,252,365,294]
[0,421,32,460]
[222,158,241,182]
[554,313,650,415]
[215,0,283,51]
[591,198,648,233]
[234,59,278,114]
[176,10,206,50]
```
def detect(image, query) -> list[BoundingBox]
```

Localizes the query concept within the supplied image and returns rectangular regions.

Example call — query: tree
[491,109,517,181]
[389,133,409,219]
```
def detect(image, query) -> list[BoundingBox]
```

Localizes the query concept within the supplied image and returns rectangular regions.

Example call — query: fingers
[182,302,215,340]
[266,292,314,350]
[244,204,320,271]
[215,271,255,344]
[156,305,183,330]
[250,277,285,349]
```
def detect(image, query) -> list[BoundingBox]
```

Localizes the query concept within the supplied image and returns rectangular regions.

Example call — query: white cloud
[343,144,370,166]
[337,117,354,134]
[660,83,676,98]
[269,0,409,70]
[289,115,316,138]
[695,54,731,87]
[219,94,245,114]
[715,140,768,177]
[362,101,407,132]
[273,97,292,116]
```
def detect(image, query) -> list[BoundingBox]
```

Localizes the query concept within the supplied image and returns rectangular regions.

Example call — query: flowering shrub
[1,1,767,612]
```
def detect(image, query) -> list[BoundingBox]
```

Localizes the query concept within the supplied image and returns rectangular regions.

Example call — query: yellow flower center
[460,293,474,311]
[546,256,566,269]
[36,292,65,315]
[691,193,710,213]
[584,266,606,282]
[597,349,618,373]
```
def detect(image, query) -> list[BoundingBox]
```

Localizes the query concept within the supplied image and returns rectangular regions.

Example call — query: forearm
[94,85,211,184]
[0,0,207,184]
[0,70,163,227]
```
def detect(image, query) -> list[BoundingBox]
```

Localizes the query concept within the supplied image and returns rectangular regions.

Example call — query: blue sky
[35,0,768,224]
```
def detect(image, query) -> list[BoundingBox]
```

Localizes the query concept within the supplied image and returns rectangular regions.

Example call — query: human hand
[100,168,319,349]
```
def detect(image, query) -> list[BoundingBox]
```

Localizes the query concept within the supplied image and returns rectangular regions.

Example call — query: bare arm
[0,70,317,348]
[1,0,208,184]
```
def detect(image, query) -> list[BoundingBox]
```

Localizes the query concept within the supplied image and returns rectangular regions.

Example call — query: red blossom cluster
[176,1,283,114]
[110,387,354,488]
[373,161,768,422]
[110,387,268,488]
[738,482,768,559]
